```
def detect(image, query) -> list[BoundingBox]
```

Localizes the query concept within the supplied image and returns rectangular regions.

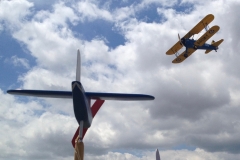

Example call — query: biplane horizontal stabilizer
[205,39,224,54]
[205,49,212,54]
[212,39,224,47]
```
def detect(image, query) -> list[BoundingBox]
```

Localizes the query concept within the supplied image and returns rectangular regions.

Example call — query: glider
[166,14,224,63]
[7,50,154,160]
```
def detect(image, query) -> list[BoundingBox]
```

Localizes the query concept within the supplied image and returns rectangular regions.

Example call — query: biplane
[166,14,224,63]
[7,50,154,160]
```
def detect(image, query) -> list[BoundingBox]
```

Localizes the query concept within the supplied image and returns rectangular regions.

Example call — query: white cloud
[1,0,240,160]
[75,0,113,22]
[7,55,30,69]
[11,2,82,75]
[0,0,33,30]
[0,89,76,160]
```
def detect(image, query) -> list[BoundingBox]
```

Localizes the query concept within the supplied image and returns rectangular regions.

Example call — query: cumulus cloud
[1,0,240,160]
[0,0,33,30]
[9,55,30,69]
[75,0,113,22]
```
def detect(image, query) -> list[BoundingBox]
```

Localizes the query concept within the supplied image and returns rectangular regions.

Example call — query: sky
[0,0,240,159]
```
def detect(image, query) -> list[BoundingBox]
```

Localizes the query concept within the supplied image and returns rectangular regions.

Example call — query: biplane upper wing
[182,14,214,39]
[166,14,214,55]
[172,48,196,63]
[194,25,220,46]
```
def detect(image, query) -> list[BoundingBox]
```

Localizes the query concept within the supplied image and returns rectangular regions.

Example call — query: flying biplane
[7,50,154,160]
[166,14,224,63]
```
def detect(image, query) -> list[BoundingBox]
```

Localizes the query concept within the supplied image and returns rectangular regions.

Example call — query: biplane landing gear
[74,121,84,160]
[184,53,188,58]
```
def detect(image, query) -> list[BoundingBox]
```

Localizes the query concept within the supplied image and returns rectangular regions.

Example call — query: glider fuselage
[72,81,92,128]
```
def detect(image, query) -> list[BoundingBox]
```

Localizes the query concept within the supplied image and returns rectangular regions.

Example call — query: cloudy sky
[1,0,240,160]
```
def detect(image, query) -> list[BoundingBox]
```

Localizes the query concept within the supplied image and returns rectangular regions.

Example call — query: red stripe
[91,99,105,117]
[71,100,105,147]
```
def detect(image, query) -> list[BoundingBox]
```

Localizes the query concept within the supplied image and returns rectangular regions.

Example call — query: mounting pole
[74,120,84,160]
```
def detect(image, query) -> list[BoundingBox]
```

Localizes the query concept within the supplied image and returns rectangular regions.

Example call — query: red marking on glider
[72,99,105,147]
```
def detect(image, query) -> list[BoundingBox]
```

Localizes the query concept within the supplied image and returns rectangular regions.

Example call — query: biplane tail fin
[205,39,224,54]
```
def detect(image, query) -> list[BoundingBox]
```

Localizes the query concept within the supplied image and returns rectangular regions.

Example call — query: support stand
[74,136,84,160]
[72,100,105,160]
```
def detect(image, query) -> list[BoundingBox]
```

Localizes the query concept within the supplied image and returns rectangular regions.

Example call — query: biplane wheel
[184,54,188,58]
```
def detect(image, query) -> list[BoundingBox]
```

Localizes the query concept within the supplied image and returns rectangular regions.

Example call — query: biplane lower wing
[205,39,224,54]
[172,48,196,63]
[166,41,183,55]
[166,14,214,55]
[194,25,220,46]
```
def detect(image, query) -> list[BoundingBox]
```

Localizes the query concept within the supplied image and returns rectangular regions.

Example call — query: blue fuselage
[181,38,217,50]
[72,81,92,128]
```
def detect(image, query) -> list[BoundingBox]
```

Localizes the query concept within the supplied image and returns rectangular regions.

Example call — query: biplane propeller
[178,33,184,46]
[166,14,224,63]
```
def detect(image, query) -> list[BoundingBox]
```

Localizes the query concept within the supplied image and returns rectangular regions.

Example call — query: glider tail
[156,149,161,160]
[76,49,81,81]
[205,39,224,54]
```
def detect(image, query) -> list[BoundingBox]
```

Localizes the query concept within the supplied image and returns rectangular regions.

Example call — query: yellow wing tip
[208,13,214,17]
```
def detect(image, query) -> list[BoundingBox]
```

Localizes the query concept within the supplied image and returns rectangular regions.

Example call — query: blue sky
[1,0,240,160]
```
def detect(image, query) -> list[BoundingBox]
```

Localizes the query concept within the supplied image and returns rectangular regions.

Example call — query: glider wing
[7,90,154,100]
[85,92,154,100]
[7,90,72,98]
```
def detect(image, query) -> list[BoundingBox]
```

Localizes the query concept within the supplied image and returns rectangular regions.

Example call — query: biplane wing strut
[172,48,196,63]
[194,25,220,47]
